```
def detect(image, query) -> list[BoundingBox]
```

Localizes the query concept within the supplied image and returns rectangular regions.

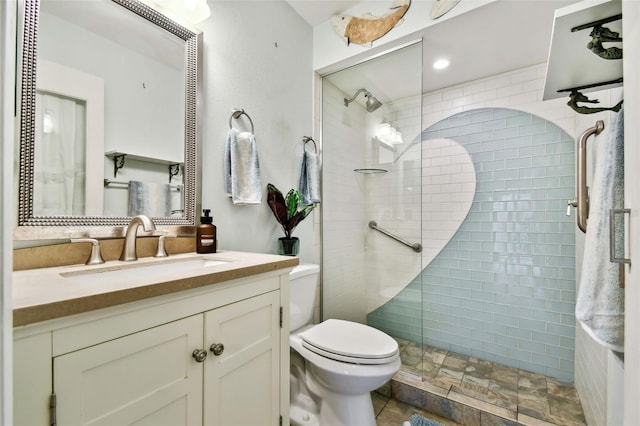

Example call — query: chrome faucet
[119,215,157,261]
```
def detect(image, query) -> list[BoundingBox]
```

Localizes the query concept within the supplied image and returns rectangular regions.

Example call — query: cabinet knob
[210,343,224,356]
[192,349,208,363]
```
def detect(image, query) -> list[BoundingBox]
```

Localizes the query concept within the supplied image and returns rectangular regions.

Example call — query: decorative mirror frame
[15,0,202,239]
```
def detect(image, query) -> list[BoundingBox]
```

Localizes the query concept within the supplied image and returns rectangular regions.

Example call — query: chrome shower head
[344,88,383,112]
[365,93,382,112]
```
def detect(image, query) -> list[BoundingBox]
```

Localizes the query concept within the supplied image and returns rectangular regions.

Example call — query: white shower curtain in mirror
[34,91,86,215]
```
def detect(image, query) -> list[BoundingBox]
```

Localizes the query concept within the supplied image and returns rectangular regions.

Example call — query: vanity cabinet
[13,270,290,426]
[54,315,204,425]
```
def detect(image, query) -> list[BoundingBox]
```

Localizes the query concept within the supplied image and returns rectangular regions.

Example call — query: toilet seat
[300,319,399,365]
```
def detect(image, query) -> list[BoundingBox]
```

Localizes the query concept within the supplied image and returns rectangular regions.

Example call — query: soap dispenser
[197,209,217,253]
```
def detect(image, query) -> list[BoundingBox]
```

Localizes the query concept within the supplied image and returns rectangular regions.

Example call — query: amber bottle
[196,209,217,253]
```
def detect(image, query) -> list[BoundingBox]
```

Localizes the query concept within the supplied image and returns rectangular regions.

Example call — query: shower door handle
[570,120,604,233]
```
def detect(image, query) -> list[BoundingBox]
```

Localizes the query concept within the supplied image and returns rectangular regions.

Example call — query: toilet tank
[289,264,320,331]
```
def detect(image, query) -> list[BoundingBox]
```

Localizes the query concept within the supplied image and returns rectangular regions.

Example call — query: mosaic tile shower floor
[374,338,586,426]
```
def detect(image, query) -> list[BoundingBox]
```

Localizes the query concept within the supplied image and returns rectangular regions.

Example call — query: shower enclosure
[321,42,425,380]
[321,41,578,384]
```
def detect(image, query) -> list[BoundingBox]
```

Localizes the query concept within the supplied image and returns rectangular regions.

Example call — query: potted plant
[266,183,316,256]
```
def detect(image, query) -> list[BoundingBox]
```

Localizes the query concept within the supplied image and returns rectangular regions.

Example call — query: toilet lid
[300,319,398,365]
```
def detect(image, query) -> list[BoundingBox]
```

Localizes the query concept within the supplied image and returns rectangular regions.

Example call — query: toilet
[289,264,401,426]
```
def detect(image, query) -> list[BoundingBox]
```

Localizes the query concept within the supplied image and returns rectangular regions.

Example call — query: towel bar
[229,108,255,133]
[103,179,182,191]
[303,136,317,153]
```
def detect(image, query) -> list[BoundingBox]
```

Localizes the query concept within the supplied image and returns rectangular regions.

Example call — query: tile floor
[373,338,586,426]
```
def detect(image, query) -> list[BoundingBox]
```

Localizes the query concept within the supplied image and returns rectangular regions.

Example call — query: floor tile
[385,342,586,426]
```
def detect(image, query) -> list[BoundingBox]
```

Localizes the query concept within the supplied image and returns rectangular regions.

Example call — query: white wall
[0,1,15,423]
[622,1,640,424]
[198,1,316,262]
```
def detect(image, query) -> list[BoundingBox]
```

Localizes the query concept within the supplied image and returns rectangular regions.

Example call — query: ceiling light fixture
[433,58,450,70]
[149,0,211,24]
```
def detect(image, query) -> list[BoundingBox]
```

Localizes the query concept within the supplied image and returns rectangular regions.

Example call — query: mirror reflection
[37,0,184,217]
[17,0,201,236]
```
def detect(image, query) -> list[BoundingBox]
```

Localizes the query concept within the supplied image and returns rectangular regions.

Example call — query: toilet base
[290,349,378,426]
[290,390,376,426]
[290,403,320,426]
[317,391,376,426]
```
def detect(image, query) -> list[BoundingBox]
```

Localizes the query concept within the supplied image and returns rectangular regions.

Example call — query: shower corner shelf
[354,168,388,174]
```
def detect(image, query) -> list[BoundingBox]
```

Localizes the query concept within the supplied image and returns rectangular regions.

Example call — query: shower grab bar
[567,120,604,233]
[368,221,422,252]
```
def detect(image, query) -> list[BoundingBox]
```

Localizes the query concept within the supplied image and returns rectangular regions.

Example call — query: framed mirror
[15,0,202,239]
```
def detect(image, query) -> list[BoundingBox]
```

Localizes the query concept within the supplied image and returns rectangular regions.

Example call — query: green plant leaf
[266,185,288,229]
[266,183,315,239]
[287,205,315,232]
[285,189,301,219]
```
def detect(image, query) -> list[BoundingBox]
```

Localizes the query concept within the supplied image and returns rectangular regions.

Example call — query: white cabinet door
[54,315,204,426]
[14,332,52,426]
[204,291,280,426]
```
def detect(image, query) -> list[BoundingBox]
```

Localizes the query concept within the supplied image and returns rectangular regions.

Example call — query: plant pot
[277,237,300,256]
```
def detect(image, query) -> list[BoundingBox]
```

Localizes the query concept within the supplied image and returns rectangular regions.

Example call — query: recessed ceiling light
[433,58,450,70]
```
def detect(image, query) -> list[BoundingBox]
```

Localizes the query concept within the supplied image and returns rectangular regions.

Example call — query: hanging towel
[224,128,262,204]
[128,181,171,217]
[298,149,321,205]
[576,107,625,352]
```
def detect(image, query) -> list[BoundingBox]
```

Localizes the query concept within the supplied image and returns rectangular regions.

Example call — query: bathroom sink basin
[60,257,230,284]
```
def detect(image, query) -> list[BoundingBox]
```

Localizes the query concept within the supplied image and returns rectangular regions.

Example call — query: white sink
[61,257,230,284]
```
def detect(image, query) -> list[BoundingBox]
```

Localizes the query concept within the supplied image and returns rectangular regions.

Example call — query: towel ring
[303,136,317,153]
[229,108,255,133]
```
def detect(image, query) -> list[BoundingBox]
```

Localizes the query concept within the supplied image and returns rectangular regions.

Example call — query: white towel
[298,150,321,205]
[127,181,171,217]
[576,107,625,352]
[224,128,262,204]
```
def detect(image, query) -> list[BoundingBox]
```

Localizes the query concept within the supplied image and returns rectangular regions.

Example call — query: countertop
[13,251,298,327]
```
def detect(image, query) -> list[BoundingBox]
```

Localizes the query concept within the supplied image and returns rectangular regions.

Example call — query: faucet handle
[154,233,177,258]
[71,238,106,265]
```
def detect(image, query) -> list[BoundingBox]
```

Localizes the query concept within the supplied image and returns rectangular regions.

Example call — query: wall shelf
[105,150,183,166]
[543,0,622,101]
[105,150,183,180]
[354,168,387,174]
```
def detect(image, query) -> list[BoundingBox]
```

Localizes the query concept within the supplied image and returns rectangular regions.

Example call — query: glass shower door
[321,41,424,380]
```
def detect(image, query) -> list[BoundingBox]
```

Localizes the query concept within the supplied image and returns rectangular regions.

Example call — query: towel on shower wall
[128,181,171,217]
[576,107,625,352]
[224,128,262,204]
[298,150,321,205]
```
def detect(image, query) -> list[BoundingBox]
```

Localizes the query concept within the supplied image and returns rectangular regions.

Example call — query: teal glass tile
[506,114,533,127]
[547,344,574,360]
[368,108,575,381]
[519,339,546,355]
[507,347,532,361]
[532,331,560,345]
[517,318,546,332]
[519,122,547,136]
[532,130,561,145]
[531,353,561,369]
[494,334,518,348]
[470,109,495,122]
